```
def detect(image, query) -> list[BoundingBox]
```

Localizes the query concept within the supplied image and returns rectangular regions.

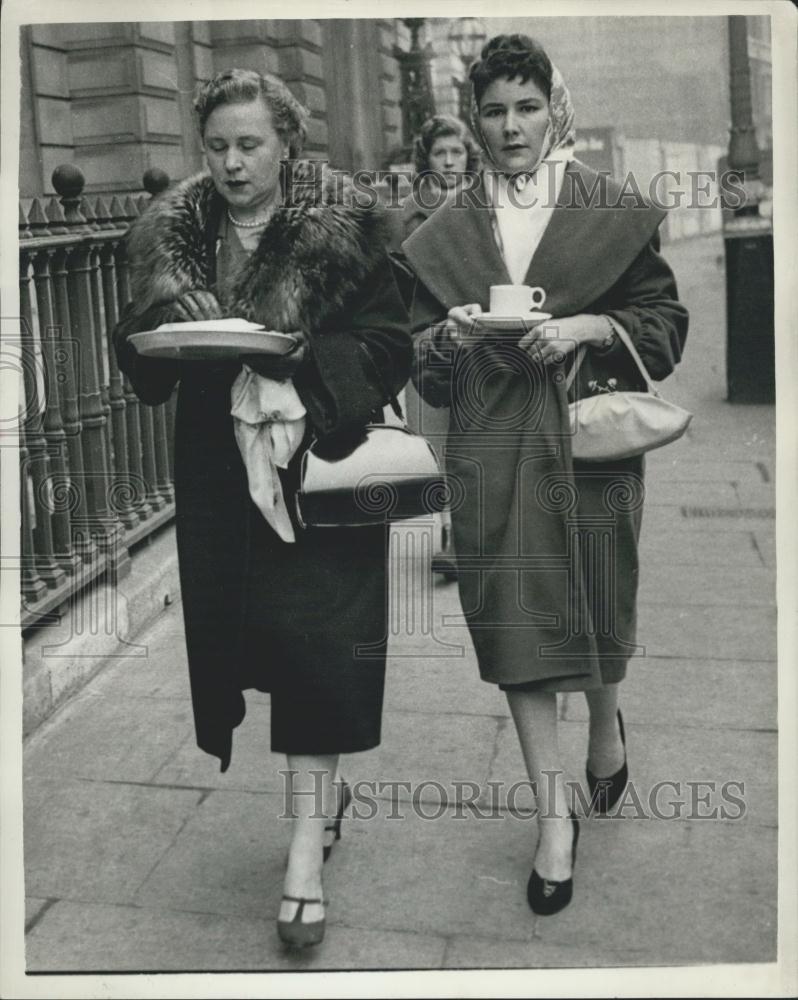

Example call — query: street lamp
[447,17,487,121]
[394,18,437,145]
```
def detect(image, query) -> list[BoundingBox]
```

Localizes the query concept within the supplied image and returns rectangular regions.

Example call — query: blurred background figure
[402,115,480,582]
[403,114,481,236]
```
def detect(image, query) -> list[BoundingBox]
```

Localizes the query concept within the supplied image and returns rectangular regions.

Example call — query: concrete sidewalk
[22,234,778,972]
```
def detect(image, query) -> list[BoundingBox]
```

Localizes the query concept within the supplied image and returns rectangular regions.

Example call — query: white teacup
[489,284,547,316]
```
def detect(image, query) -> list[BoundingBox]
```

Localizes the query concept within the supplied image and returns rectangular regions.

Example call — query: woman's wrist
[581,314,617,349]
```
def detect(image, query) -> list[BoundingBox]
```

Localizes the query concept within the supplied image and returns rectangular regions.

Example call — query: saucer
[475,311,553,331]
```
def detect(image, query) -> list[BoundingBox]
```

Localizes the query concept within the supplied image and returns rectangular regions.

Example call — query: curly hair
[468,34,553,107]
[193,68,309,157]
[413,115,481,175]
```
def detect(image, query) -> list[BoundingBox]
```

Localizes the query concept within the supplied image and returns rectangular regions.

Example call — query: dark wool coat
[400,160,689,689]
[114,165,412,769]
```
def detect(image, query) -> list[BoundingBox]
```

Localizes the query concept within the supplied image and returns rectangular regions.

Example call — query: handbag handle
[565,319,661,398]
[358,342,406,421]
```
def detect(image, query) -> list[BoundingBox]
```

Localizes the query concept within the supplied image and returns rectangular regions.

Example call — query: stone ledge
[22,526,180,739]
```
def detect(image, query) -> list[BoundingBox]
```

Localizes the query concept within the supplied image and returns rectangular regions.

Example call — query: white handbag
[567,323,692,462]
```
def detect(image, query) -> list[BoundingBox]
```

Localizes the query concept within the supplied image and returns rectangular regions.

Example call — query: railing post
[49,242,96,564]
[141,169,175,507]
[53,164,130,580]
[111,199,153,524]
[121,193,166,514]
[20,431,48,606]
[19,251,67,592]
[31,245,82,577]
[99,235,140,529]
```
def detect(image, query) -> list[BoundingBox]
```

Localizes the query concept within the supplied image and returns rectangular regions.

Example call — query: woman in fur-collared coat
[114,68,412,948]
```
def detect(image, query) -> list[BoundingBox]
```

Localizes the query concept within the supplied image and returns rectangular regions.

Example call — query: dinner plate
[473,311,553,330]
[129,321,298,359]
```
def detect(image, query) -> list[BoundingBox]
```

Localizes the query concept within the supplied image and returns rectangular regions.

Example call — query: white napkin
[230,367,307,543]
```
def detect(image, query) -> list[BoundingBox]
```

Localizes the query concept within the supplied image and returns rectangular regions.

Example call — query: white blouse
[486,147,573,284]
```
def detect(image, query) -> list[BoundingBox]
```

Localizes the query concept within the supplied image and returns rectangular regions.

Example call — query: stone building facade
[19,15,771,206]
[19,18,415,197]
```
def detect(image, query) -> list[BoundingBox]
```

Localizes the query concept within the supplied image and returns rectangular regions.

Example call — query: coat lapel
[404,160,666,318]
[402,174,510,309]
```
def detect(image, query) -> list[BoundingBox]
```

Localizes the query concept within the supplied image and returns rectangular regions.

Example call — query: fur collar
[128,161,388,333]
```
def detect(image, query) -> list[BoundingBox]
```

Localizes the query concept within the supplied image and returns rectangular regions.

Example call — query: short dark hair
[193,68,308,157]
[469,34,553,108]
[413,115,481,174]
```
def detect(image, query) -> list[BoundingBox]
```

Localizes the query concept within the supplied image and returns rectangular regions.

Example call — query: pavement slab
[24,778,203,904]
[24,897,53,933]
[25,899,447,972]
[637,562,775,607]
[635,603,777,661]
[637,527,765,567]
[24,690,194,784]
[354,710,502,803]
[562,657,776,731]
[383,650,505,718]
[132,790,292,920]
[87,615,191,701]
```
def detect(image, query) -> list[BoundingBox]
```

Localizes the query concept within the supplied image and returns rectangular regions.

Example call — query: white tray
[130,321,298,360]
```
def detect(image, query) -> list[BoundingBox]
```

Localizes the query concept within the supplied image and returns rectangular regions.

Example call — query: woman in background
[401,115,480,580]
[402,113,481,237]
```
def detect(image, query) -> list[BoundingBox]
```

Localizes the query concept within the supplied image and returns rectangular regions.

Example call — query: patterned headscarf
[469,63,576,178]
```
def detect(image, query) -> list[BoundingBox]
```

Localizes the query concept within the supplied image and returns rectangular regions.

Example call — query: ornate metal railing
[18,164,174,629]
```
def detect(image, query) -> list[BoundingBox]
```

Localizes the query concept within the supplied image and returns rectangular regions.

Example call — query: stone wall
[19,18,410,196]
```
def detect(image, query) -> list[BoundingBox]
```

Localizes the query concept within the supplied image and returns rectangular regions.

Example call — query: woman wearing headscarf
[401,35,688,916]
[114,68,411,948]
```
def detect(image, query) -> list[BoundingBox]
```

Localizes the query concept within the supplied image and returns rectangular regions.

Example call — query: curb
[22,527,181,739]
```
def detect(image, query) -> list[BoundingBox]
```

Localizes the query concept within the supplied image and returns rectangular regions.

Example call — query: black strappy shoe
[277,895,327,949]
[323,779,352,863]
[586,709,628,814]
[527,812,580,916]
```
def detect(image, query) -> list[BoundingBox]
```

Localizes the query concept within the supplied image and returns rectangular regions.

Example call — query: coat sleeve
[113,299,182,406]
[594,231,689,382]
[398,265,453,410]
[293,253,413,437]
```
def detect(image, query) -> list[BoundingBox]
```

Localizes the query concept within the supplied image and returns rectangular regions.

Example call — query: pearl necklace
[227,208,271,228]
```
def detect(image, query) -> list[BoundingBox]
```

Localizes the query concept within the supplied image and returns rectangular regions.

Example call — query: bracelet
[597,315,617,350]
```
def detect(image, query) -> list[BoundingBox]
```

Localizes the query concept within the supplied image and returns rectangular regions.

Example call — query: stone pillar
[272,20,328,156]
[376,20,405,164]
[23,25,75,196]
[322,19,384,172]
[63,21,189,193]
[209,20,280,76]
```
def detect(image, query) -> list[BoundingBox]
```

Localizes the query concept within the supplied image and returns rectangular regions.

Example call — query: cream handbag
[567,323,692,462]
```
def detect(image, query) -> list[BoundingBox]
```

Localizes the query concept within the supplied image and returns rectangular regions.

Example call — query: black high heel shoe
[586,709,628,815]
[527,812,580,916]
[323,779,352,863]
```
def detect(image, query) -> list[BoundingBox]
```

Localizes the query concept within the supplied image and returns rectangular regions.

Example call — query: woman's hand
[436,303,484,346]
[241,330,309,380]
[168,290,224,323]
[518,314,612,365]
